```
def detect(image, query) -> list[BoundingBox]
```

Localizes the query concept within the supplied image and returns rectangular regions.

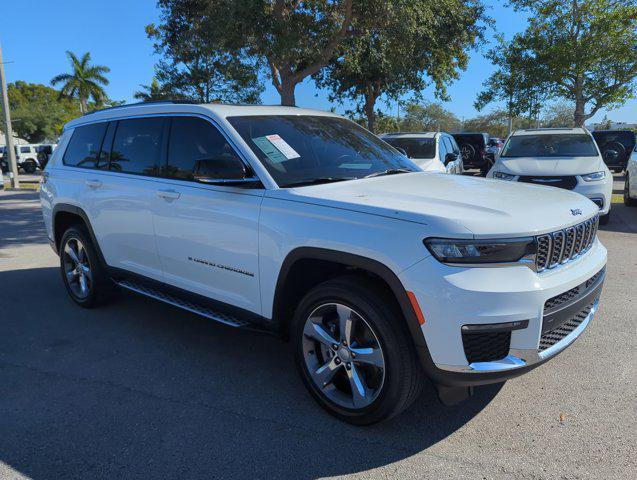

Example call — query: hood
[497,156,603,176]
[269,172,599,238]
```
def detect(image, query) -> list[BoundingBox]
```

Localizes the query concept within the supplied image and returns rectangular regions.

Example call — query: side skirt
[108,268,275,334]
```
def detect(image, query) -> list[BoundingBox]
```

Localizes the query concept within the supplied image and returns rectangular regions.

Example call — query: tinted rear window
[383,138,435,159]
[63,123,108,168]
[110,118,165,175]
[502,134,598,157]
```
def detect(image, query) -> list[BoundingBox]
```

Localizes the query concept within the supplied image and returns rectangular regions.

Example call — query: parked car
[451,132,494,175]
[41,102,607,424]
[380,132,464,174]
[487,127,613,225]
[592,130,635,173]
[624,144,637,206]
[0,144,41,173]
[37,143,58,170]
[487,137,504,156]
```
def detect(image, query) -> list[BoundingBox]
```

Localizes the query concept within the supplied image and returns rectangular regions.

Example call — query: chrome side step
[116,279,250,328]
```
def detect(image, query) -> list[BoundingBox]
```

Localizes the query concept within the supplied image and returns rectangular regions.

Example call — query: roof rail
[83,99,200,116]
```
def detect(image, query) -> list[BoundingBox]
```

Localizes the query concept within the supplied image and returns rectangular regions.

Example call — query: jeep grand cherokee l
[41,102,607,424]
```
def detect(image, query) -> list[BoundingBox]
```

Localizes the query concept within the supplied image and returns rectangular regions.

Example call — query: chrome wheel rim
[302,303,386,410]
[62,238,92,299]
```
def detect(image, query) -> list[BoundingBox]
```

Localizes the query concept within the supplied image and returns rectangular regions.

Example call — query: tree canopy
[316,0,486,131]
[508,0,637,126]
[153,0,356,106]
[1,81,80,143]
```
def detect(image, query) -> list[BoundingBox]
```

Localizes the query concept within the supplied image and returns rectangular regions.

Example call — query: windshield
[502,134,598,157]
[383,137,435,159]
[227,115,417,187]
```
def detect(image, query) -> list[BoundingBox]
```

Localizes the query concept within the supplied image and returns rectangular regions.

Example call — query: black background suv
[452,132,494,175]
[592,130,635,172]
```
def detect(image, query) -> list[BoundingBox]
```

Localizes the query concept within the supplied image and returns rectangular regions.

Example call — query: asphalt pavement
[0,184,635,479]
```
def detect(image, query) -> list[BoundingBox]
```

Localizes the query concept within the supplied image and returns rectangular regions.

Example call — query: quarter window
[110,117,165,175]
[20,146,31,153]
[165,116,241,180]
[63,123,108,168]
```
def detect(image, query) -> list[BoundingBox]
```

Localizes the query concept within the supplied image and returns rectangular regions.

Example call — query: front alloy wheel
[302,303,385,410]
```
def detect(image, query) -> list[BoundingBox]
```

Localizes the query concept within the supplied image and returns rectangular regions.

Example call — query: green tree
[462,110,536,137]
[475,35,547,134]
[154,0,356,106]
[0,81,80,143]
[133,77,173,102]
[541,101,574,128]
[400,102,462,132]
[146,23,262,104]
[316,0,486,131]
[51,51,110,114]
[510,0,637,126]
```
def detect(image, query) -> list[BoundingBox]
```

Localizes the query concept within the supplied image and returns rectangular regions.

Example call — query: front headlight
[493,171,516,180]
[581,171,605,182]
[424,237,536,265]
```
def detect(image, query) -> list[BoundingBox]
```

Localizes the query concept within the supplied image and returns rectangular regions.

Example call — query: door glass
[63,123,108,168]
[165,116,241,180]
[110,117,165,175]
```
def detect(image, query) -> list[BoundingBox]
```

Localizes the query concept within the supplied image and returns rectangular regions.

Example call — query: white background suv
[487,128,613,224]
[41,103,606,424]
[380,132,464,174]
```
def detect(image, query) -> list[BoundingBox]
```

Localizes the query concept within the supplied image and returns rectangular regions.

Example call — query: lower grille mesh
[539,301,595,351]
[462,331,511,363]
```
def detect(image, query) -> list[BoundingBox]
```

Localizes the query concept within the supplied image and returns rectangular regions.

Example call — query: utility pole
[0,43,19,189]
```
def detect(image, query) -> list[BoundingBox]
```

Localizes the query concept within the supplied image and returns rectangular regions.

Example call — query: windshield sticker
[266,134,300,159]
[339,163,371,169]
[252,136,288,164]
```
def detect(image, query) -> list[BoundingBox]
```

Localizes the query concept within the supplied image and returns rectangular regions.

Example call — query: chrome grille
[535,215,599,272]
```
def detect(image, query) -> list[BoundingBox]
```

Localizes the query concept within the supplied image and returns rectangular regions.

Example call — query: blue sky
[2,0,635,123]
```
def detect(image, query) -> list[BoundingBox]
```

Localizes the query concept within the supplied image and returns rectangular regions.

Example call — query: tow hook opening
[436,384,474,406]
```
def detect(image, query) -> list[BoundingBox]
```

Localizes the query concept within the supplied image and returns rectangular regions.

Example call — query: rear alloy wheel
[293,276,423,425]
[625,175,636,207]
[60,226,110,308]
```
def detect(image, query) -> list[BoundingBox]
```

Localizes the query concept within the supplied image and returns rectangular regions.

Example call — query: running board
[116,279,250,328]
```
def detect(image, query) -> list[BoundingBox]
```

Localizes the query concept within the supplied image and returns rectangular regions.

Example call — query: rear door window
[165,116,240,180]
[63,123,108,168]
[110,117,166,175]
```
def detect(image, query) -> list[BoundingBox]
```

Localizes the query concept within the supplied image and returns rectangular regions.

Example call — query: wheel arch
[52,203,107,266]
[272,247,427,351]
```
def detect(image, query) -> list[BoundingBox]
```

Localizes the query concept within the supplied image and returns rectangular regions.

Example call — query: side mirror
[394,147,408,157]
[194,157,260,186]
[444,152,458,165]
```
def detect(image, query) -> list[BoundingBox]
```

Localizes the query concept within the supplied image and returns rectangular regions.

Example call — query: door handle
[156,189,181,200]
[85,179,102,188]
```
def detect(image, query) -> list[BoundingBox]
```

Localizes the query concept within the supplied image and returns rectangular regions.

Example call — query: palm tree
[51,51,110,114]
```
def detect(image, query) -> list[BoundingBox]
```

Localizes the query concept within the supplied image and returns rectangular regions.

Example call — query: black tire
[599,211,611,226]
[625,175,636,207]
[23,160,37,174]
[292,275,423,425]
[59,225,111,308]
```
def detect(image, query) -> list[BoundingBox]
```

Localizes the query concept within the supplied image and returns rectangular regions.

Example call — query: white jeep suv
[380,132,464,174]
[41,103,607,424]
[487,128,613,224]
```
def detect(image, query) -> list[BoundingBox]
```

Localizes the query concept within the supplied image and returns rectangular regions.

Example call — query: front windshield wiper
[364,168,413,179]
[284,177,352,188]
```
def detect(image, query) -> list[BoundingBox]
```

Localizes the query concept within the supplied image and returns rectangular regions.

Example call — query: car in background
[487,127,613,224]
[37,144,58,170]
[0,144,41,173]
[624,143,637,206]
[487,137,504,156]
[451,132,494,175]
[380,132,464,174]
[591,130,635,173]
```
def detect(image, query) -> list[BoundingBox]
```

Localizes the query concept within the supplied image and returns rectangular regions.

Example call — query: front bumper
[400,239,607,387]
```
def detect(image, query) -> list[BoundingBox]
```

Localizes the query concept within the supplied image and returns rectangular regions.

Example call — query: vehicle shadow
[0,266,501,479]
[599,203,637,234]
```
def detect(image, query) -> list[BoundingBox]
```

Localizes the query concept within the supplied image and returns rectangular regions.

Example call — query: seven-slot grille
[535,215,599,272]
